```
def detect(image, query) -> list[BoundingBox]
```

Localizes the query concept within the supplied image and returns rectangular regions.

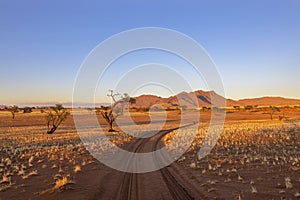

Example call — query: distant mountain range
[133,90,300,108]
[4,90,300,108]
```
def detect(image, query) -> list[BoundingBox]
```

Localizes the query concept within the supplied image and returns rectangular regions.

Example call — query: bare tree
[42,104,70,134]
[268,106,280,120]
[96,90,135,132]
[8,105,19,119]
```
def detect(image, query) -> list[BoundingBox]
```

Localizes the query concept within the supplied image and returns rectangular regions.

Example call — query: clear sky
[1,0,299,104]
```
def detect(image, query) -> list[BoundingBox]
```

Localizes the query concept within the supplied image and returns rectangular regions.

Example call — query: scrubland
[0,108,300,199]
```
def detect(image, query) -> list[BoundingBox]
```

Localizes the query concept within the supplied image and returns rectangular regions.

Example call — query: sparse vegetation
[1,104,300,199]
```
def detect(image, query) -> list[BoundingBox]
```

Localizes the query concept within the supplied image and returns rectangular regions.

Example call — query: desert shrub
[233,106,240,110]
[244,105,254,110]
[43,104,70,134]
[202,106,211,112]
[23,107,33,113]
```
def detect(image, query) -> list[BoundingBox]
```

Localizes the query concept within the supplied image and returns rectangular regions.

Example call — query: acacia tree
[8,105,19,119]
[96,90,135,132]
[42,104,70,134]
[268,106,280,120]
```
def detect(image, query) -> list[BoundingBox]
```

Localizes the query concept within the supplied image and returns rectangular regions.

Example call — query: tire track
[116,131,152,200]
[115,123,206,200]
[151,125,198,200]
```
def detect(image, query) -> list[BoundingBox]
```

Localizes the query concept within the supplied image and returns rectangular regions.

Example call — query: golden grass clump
[0,174,10,184]
[55,176,68,188]
[39,176,74,195]
[74,165,81,173]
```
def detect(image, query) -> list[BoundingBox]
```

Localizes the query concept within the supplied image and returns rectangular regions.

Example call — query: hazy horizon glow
[1,1,299,105]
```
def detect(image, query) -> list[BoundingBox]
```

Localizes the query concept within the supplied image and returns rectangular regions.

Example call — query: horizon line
[2,89,300,107]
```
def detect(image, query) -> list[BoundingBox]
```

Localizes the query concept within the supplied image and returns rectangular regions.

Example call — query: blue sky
[0,0,299,104]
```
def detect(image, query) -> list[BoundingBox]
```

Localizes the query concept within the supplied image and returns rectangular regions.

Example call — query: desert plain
[0,105,300,200]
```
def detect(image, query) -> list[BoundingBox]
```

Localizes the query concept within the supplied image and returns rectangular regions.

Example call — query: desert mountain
[133,90,300,108]
[237,97,300,106]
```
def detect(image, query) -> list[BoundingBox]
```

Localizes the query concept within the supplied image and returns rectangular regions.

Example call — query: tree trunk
[108,121,114,132]
[47,125,57,134]
[270,113,273,120]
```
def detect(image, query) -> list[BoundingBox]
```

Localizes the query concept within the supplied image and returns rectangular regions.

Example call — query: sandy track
[93,126,206,200]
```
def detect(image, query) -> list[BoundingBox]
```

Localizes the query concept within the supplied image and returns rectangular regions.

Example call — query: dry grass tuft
[0,174,10,184]
[39,176,74,195]
[0,182,15,192]
[22,170,38,179]
[285,177,293,189]
[251,185,258,194]
[0,175,15,192]
[55,177,68,188]
[74,165,81,173]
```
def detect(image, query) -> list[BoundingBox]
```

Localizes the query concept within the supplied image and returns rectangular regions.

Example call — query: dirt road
[92,127,207,200]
